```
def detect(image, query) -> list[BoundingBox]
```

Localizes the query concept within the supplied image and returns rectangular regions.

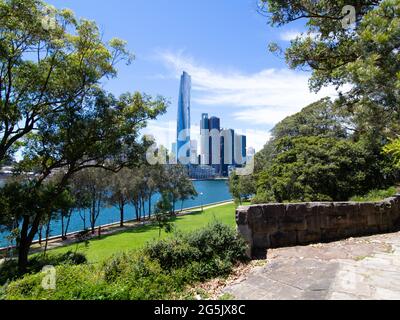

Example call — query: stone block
[261,204,285,219]
[269,231,297,248]
[253,232,270,249]
[297,230,321,245]
[305,215,322,233]
[236,208,249,225]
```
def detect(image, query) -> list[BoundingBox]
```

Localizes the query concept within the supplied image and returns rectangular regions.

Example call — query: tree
[0,0,134,163]
[260,0,400,140]
[229,173,256,206]
[106,168,132,227]
[384,138,400,168]
[154,191,174,238]
[255,136,378,203]
[143,164,165,219]
[1,68,166,274]
[162,165,197,214]
[71,169,108,234]
[255,98,351,174]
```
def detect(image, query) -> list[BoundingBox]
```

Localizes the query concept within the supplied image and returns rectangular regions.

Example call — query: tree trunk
[18,215,40,273]
[148,192,152,220]
[119,205,124,228]
[91,199,96,234]
[44,218,51,256]
[38,225,43,246]
[61,214,65,238]
[65,211,72,237]
[17,242,30,274]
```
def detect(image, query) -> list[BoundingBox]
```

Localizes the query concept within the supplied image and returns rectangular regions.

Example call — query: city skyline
[174,71,249,177]
[46,0,341,153]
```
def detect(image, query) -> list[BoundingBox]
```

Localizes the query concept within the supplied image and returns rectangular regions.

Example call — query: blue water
[0,180,231,248]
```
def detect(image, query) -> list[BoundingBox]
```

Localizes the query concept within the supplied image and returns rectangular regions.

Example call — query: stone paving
[223,231,400,300]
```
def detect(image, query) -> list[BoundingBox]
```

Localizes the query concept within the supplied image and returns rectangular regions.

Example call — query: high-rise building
[209,116,221,168]
[220,129,235,177]
[176,71,191,164]
[200,113,210,165]
[234,134,247,166]
[190,140,198,165]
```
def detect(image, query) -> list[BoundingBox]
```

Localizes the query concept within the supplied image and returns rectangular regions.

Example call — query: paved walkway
[223,231,400,300]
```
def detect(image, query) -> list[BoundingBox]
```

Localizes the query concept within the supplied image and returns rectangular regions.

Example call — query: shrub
[0,251,87,286]
[3,223,249,300]
[350,187,398,202]
[144,222,248,271]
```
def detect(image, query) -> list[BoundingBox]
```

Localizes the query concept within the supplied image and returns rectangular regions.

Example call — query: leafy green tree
[384,138,400,168]
[255,98,350,174]
[154,191,174,238]
[0,0,134,162]
[0,0,168,272]
[71,169,108,234]
[260,0,400,140]
[106,168,133,227]
[229,173,256,205]
[255,136,378,203]
[161,165,197,214]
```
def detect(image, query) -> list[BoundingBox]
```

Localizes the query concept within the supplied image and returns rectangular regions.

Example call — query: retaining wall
[236,195,400,257]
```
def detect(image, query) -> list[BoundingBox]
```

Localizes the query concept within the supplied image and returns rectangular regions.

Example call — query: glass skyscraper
[176,71,191,163]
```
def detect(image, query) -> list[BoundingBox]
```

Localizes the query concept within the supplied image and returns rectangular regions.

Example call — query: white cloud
[156,50,342,126]
[235,129,272,152]
[280,30,303,41]
[142,120,176,150]
[280,30,320,42]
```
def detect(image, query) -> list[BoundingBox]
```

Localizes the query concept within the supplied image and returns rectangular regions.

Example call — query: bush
[0,251,87,286]
[350,187,398,202]
[3,223,248,300]
[144,222,248,271]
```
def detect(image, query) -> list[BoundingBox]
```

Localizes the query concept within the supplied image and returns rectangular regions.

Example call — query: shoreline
[0,199,234,254]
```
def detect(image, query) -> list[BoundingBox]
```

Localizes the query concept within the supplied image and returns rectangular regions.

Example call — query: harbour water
[0,179,232,248]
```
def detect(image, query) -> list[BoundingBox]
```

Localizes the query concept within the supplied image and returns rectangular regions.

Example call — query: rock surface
[222,231,400,300]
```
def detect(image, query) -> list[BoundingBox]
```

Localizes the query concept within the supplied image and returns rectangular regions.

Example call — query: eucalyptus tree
[0,0,134,163]
[71,169,109,234]
[162,165,197,215]
[106,168,133,227]
[0,0,168,272]
[259,0,400,140]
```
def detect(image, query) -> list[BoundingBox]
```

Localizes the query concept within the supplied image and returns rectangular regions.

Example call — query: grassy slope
[47,203,237,263]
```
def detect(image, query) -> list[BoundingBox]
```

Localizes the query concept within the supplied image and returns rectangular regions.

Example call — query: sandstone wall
[236,195,400,256]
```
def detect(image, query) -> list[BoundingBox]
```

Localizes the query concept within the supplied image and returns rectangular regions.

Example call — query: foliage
[4,223,248,300]
[255,136,384,203]
[154,191,174,237]
[384,138,400,168]
[0,0,168,272]
[350,187,398,202]
[229,172,256,205]
[161,165,197,213]
[261,0,400,140]
[254,99,398,203]
[0,251,86,286]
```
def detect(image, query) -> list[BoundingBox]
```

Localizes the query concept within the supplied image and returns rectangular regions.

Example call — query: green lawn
[46,203,237,263]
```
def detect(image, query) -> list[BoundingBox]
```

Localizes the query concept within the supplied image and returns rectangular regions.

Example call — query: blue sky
[47,0,337,151]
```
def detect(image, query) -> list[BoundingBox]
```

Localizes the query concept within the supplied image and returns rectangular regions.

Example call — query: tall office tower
[200,113,210,165]
[220,129,235,177]
[176,71,191,164]
[234,134,247,165]
[209,116,221,167]
[190,140,198,165]
[241,135,247,162]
